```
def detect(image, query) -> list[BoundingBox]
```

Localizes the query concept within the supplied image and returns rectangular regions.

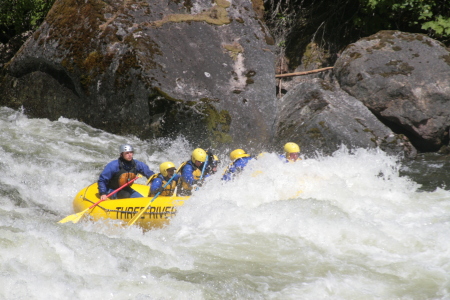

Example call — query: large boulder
[274,78,417,158]
[334,30,450,152]
[0,0,276,149]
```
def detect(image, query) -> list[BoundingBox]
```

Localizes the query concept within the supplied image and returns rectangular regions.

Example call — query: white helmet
[119,144,134,153]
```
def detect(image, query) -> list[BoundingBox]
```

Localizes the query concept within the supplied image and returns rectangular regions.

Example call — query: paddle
[58,174,142,224]
[195,155,209,191]
[127,173,178,226]
[200,155,208,181]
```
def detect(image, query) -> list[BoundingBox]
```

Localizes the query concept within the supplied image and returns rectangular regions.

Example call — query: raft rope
[82,197,176,215]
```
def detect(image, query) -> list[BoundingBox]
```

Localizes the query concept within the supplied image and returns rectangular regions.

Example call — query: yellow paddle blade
[251,170,264,177]
[287,190,303,200]
[58,208,89,224]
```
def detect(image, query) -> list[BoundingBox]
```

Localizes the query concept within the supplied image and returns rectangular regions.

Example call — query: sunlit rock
[274,78,417,158]
[0,0,276,149]
[334,30,450,152]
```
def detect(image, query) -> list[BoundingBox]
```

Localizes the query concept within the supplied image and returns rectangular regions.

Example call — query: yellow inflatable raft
[73,183,189,230]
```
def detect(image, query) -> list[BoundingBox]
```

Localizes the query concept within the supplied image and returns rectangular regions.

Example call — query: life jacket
[222,162,234,176]
[177,160,202,195]
[108,158,137,190]
[146,173,158,185]
[148,173,177,197]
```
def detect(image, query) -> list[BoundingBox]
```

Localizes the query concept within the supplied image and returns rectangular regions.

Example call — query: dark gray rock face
[274,78,417,158]
[0,0,276,149]
[334,30,450,152]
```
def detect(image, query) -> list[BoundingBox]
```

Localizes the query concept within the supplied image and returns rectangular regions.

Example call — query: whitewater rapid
[0,107,449,299]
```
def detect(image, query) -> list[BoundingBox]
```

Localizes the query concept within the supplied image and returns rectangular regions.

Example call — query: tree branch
[275,66,333,78]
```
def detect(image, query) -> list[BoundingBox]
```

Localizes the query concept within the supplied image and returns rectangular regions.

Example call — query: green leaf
[422,16,450,36]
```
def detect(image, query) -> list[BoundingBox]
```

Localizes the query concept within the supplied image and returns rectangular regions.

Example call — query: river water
[0,106,449,299]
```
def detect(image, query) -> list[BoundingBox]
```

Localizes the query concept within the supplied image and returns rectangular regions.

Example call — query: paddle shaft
[194,155,209,191]
[128,173,177,226]
[199,155,208,181]
[58,174,143,224]
[90,174,142,208]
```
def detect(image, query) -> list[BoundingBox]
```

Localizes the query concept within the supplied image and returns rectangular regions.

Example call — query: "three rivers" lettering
[115,206,177,219]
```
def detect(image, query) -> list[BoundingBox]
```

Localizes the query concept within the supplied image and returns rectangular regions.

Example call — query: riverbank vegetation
[264,0,450,69]
[0,0,55,43]
[1,0,449,69]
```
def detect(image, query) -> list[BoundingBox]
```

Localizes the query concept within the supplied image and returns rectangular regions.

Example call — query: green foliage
[277,40,286,47]
[263,0,450,71]
[0,0,55,43]
[264,1,297,52]
[422,15,450,35]
[358,0,450,40]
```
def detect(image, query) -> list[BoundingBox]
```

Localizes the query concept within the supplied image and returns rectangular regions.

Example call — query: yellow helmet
[160,161,176,177]
[230,149,250,161]
[284,142,300,155]
[191,148,207,163]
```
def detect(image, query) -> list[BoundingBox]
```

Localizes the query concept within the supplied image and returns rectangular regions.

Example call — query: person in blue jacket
[98,144,155,200]
[177,148,208,196]
[222,149,254,181]
[148,161,180,197]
